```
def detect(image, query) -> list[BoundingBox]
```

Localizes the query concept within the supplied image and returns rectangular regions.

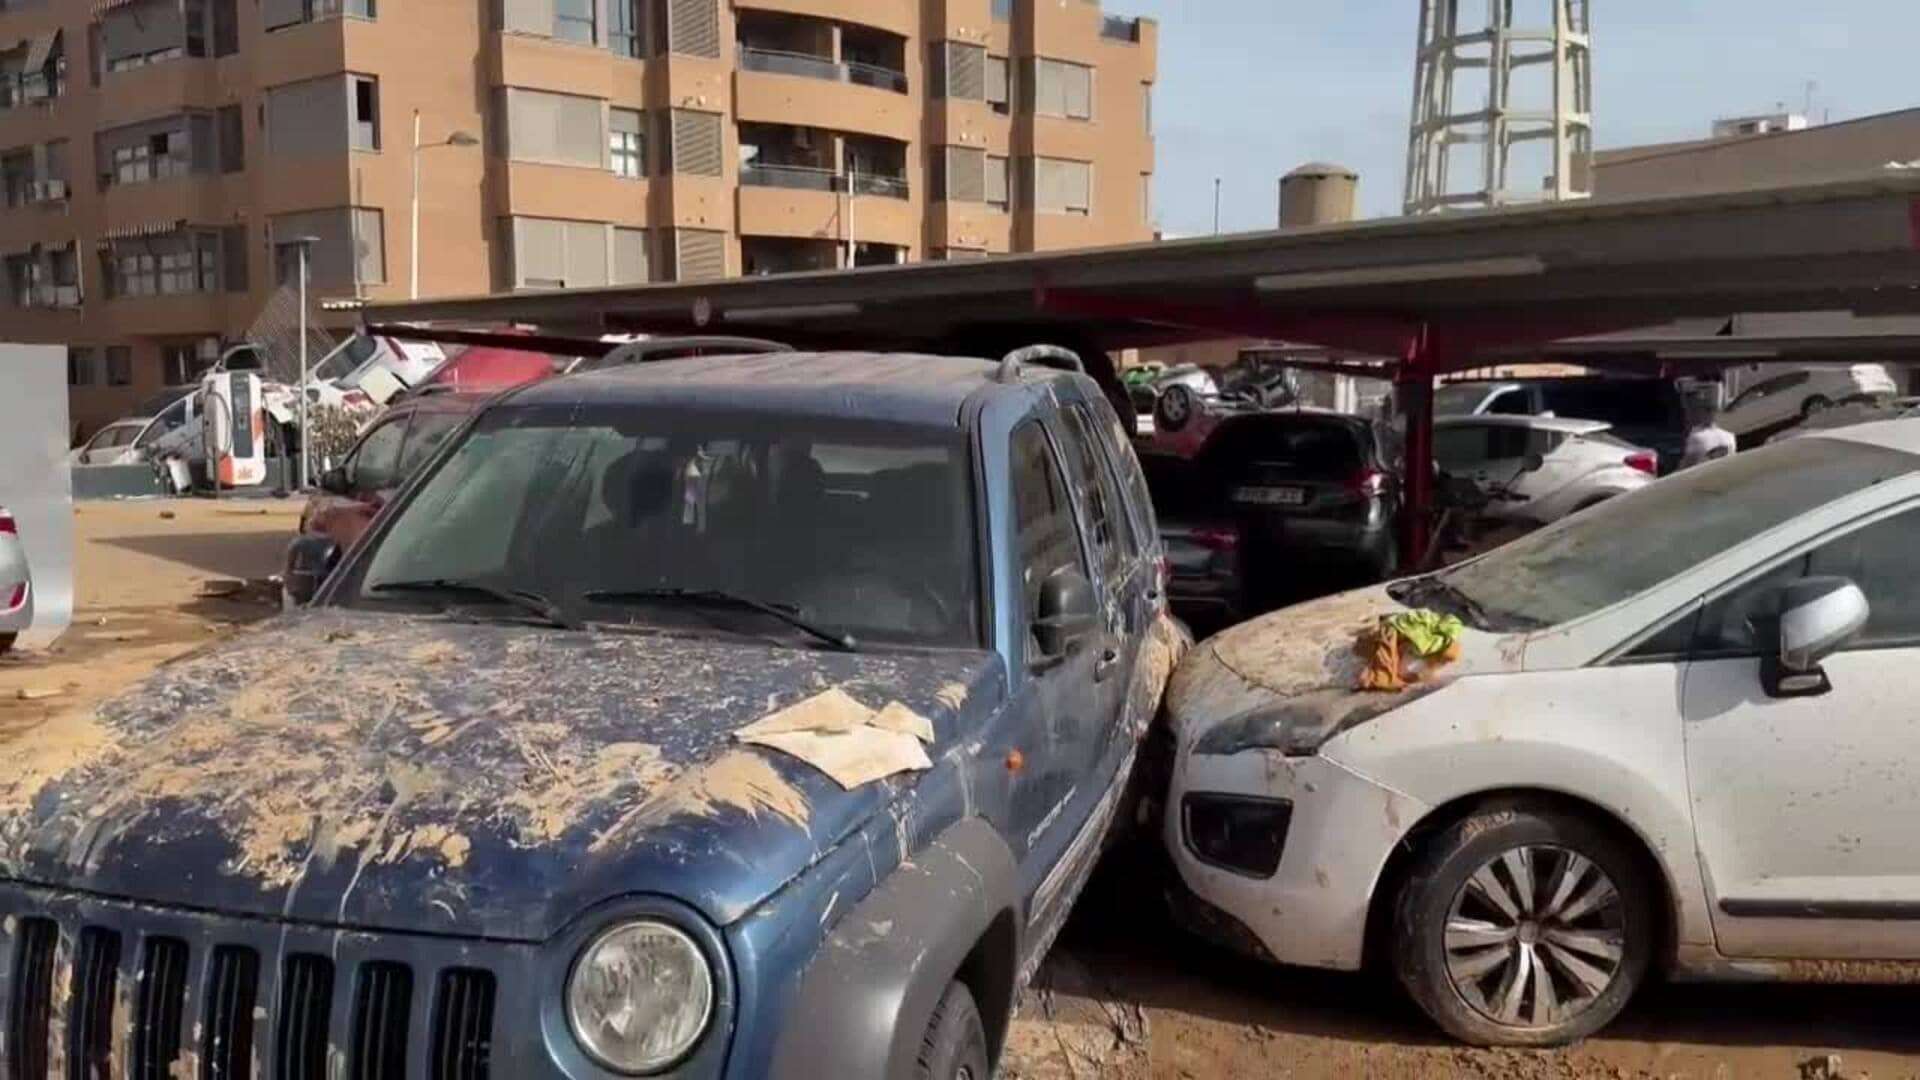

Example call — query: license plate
[1234,485,1306,506]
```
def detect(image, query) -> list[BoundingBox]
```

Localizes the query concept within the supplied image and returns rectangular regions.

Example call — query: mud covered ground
[7,498,1919,1078]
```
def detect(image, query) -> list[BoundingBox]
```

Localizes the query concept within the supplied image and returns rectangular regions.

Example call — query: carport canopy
[364,172,1920,559]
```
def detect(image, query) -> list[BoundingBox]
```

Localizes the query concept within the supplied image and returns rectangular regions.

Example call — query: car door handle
[1093,647,1120,682]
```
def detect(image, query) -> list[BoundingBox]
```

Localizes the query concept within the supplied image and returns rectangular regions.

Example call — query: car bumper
[1164,746,1429,971]
[0,547,30,634]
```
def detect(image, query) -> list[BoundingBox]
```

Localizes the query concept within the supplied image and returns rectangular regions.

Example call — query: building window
[613,226,648,284]
[270,207,381,288]
[933,42,985,101]
[986,56,1009,114]
[986,154,1009,210]
[1031,156,1092,215]
[608,0,642,57]
[1141,172,1152,224]
[991,0,1011,20]
[350,75,380,150]
[161,344,203,386]
[502,216,611,289]
[68,347,97,387]
[1143,81,1153,135]
[106,346,133,386]
[669,109,722,177]
[502,87,607,167]
[609,108,644,177]
[48,245,78,304]
[1030,57,1093,120]
[937,146,985,203]
[3,254,36,308]
[554,0,595,42]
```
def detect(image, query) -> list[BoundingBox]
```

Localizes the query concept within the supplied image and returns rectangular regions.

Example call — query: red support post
[1397,325,1438,568]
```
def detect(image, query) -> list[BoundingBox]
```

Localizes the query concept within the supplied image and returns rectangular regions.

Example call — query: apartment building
[0,0,1157,435]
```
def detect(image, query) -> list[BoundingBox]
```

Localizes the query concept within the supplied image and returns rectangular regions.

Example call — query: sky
[1128,1,1920,234]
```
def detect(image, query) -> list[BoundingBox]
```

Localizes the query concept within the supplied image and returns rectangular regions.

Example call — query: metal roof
[367,173,1920,365]
[506,351,1026,428]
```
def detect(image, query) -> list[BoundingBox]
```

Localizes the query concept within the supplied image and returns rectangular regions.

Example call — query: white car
[1718,364,1898,438]
[68,390,199,467]
[1164,418,1920,1047]
[1434,415,1656,523]
[0,505,32,653]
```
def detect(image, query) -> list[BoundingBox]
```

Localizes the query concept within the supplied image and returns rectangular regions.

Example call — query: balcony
[1101,16,1143,42]
[740,161,837,192]
[738,47,907,95]
[740,124,909,200]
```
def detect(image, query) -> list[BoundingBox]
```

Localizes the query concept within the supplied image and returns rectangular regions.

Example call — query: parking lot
[8,497,1916,1079]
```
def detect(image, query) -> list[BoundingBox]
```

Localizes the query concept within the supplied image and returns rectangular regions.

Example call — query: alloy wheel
[1441,844,1628,1030]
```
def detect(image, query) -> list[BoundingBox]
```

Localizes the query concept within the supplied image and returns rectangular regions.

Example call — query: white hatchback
[1434,415,1656,523]
[1719,364,1898,438]
[1164,419,1920,1047]
[0,505,32,653]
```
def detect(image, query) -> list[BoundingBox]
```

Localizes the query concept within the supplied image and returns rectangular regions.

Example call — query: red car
[300,390,491,551]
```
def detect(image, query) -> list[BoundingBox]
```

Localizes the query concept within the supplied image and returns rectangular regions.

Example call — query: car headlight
[567,920,714,1074]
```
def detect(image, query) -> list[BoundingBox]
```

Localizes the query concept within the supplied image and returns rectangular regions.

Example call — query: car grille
[3,910,499,1080]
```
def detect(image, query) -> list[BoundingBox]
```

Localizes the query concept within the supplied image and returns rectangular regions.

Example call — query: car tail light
[5,583,23,610]
[0,511,15,535]
[1625,452,1657,475]
[1191,525,1239,552]
[1347,468,1388,497]
[344,390,373,408]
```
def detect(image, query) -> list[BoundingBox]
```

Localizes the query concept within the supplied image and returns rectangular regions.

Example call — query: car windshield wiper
[371,578,579,630]
[582,588,857,652]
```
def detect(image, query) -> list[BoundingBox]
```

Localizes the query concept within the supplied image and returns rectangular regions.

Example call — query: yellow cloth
[1386,609,1465,658]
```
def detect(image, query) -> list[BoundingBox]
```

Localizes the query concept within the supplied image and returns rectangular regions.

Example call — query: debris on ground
[1799,1054,1848,1080]
[15,687,64,701]
[1003,955,1151,1080]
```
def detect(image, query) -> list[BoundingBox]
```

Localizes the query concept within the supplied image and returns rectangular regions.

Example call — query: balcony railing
[848,173,909,199]
[1100,16,1141,41]
[846,61,908,94]
[741,161,839,192]
[739,45,909,95]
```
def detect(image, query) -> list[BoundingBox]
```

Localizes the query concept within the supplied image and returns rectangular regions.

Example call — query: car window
[1053,410,1125,582]
[1425,437,1919,630]
[1203,418,1363,476]
[1012,422,1089,649]
[1095,398,1158,549]
[1540,382,1679,428]
[1694,504,1920,656]
[1435,383,1489,415]
[1433,425,1489,469]
[1487,389,1533,416]
[1064,403,1140,561]
[95,425,138,450]
[348,419,408,492]
[396,411,465,480]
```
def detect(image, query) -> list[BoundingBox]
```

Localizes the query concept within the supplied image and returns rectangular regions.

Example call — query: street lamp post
[290,235,320,490]
[410,111,479,300]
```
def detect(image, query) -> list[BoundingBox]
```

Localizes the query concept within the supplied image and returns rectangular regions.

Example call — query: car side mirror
[283,535,342,608]
[1763,577,1868,698]
[1033,568,1099,667]
[319,466,351,495]
[1522,452,1546,473]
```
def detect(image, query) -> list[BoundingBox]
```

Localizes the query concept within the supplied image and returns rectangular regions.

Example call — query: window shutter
[221,225,248,292]
[190,113,216,173]
[103,0,186,63]
[985,56,1008,106]
[513,217,566,286]
[667,0,719,57]
[564,220,608,286]
[554,94,605,166]
[352,208,386,284]
[217,105,244,172]
[985,155,1008,206]
[262,0,304,30]
[613,227,648,284]
[270,209,354,286]
[945,147,985,203]
[674,229,725,280]
[671,110,723,177]
[1063,63,1092,119]
[944,43,985,100]
[501,0,553,35]
[267,76,349,156]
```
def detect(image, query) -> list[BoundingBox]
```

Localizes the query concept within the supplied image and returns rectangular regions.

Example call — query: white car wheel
[1155,384,1196,433]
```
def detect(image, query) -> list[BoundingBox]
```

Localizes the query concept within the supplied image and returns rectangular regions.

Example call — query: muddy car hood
[1167,584,1525,757]
[0,610,1002,941]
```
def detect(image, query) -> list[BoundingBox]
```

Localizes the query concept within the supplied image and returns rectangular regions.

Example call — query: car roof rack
[996,344,1085,383]
[583,335,792,372]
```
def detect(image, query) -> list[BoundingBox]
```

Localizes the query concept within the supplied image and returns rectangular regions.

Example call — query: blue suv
[0,347,1184,1079]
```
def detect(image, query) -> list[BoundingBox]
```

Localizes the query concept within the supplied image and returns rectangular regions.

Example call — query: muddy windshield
[340,403,981,648]
[1410,437,1919,630]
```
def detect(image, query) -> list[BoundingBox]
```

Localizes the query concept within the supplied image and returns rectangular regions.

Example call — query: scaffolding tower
[1404,0,1592,214]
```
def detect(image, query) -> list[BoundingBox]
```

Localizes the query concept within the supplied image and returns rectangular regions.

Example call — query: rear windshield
[1539,381,1681,429]
[1202,417,1365,475]
[340,404,981,648]
[1436,383,1491,415]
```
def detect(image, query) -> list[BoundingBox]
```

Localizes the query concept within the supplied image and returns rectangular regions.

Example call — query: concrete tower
[1404,0,1593,214]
